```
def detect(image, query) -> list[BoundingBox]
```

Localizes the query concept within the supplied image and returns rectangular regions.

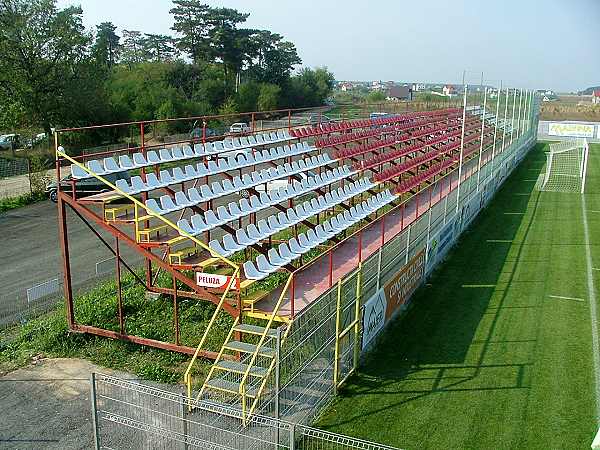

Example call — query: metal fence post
[90,373,101,450]
[424,207,433,267]
[289,423,296,450]
[180,394,189,450]
[275,327,281,421]
[405,224,411,264]
[333,279,342,395]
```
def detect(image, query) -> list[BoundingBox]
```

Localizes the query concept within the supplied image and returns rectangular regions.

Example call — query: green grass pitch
[316,142,600,449]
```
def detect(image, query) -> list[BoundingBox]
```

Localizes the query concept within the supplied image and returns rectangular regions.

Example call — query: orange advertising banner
[383,250,426,320]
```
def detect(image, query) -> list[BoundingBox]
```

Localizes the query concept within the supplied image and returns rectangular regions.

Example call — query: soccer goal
[537,138,589,193]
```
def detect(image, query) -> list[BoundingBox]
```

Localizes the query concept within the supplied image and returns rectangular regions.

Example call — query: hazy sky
[56,0,600,92]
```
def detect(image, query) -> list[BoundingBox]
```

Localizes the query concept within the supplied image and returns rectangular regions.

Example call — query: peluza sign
[195,272,238,290]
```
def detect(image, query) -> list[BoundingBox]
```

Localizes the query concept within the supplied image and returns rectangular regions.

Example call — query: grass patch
[0,271,230,384]
[315,142,600,449]
[0,191,46,213]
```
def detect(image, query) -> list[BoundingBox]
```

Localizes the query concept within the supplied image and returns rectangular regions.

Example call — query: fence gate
[333,265,362,393]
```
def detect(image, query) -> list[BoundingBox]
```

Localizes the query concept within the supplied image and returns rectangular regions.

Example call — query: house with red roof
[592,90,600,104]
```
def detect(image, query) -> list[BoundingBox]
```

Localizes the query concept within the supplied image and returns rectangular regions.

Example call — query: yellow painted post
[333,279,342,395]
[353,264,362,371]
[134,204,139,242]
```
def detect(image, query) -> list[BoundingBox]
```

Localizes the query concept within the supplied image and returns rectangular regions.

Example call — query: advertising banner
[361,289,387,350]
[548,122,595,138]
[196,272,238,290]
[383,250,426,320]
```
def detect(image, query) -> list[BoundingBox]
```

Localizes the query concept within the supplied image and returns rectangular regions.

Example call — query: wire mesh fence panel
[93,374,401,450]
[0,156,29,178]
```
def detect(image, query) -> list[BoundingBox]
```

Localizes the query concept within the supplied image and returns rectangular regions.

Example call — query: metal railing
[184,268,241,402]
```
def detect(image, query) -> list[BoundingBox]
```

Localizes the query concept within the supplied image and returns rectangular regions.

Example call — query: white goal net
[536,138,589,193]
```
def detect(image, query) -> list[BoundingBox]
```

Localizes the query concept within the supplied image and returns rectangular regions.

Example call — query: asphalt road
[0,200,141,308]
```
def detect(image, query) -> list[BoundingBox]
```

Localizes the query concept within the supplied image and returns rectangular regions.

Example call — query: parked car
[46,171,131,203]
[0,133,21,151]
[229,122,251,134]
[21,133,47,149]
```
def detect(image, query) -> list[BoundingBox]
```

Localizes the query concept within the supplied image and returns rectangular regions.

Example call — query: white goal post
[537,138,589,194]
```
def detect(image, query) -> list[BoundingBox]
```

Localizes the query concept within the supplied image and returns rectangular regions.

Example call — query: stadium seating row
[176,175,372,238]
[314,113,462,149]
[143,156,344,216]
[71,129,297,179]
[334,135,399,159]
[354,119,487,172]
[394,159,456,195]
[123,152,332,198]
[291,108,462,139]
[340,117,488,162]
[243,189,397,279]
[392,132,498,195]
[207,178,375,258]
[374,145,459,183]
[116,143,318,195]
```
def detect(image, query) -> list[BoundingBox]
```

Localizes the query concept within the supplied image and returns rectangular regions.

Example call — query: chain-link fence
[92,373,402,450]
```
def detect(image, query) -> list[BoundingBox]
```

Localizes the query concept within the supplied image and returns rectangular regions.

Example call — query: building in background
[592,90,600,104]
[386,85,413,101]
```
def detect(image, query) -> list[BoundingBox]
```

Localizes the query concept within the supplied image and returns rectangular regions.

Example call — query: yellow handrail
[184,268,240,403]
[239,273,294,421]
[246,317,293,420]
[195,315,240,402]
[55,148,238,270]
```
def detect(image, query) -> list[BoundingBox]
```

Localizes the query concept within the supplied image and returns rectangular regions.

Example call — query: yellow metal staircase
[185,274,293,422]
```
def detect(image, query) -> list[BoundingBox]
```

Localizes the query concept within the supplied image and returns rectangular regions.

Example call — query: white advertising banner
[362,289,387,350]
[196,272,237,290]
[598,125,600,139]
[548,122,595,138]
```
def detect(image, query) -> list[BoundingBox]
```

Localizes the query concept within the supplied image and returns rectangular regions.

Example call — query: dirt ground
[0,358,135,449]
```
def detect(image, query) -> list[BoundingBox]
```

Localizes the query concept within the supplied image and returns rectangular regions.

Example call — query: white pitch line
[487,239,513,243]
[548,295,585,302]
[589,210,600,213]
[582,195,600,422]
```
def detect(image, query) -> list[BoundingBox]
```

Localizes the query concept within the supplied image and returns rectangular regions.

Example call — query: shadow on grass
[320,143,549,428]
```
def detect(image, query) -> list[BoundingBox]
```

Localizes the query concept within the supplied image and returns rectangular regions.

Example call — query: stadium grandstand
[54,88,536,428]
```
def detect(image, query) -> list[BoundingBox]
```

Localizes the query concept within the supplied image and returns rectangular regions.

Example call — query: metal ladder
[197,275,293,422]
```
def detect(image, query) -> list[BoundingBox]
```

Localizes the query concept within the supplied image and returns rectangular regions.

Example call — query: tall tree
[0,0,99,133]
[93,21,120,68]
[170,0,210,64]
[204,7,249,87]
[143,33,177,62]
[121,30,145,67]
[247,30,301,85]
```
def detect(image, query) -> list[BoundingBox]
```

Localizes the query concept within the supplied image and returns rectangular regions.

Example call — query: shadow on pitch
[320,144,549,430]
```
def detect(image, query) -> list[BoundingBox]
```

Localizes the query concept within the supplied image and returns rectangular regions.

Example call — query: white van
[229,122,251,134]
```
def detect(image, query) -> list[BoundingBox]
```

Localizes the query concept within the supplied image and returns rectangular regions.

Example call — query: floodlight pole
[522,90,529,135]
[455,84,468,213]
[501,87,509,154]
[476,82,488,193]
[489,81,502,182]
[510,88,518,146]
[516,88,523,139]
